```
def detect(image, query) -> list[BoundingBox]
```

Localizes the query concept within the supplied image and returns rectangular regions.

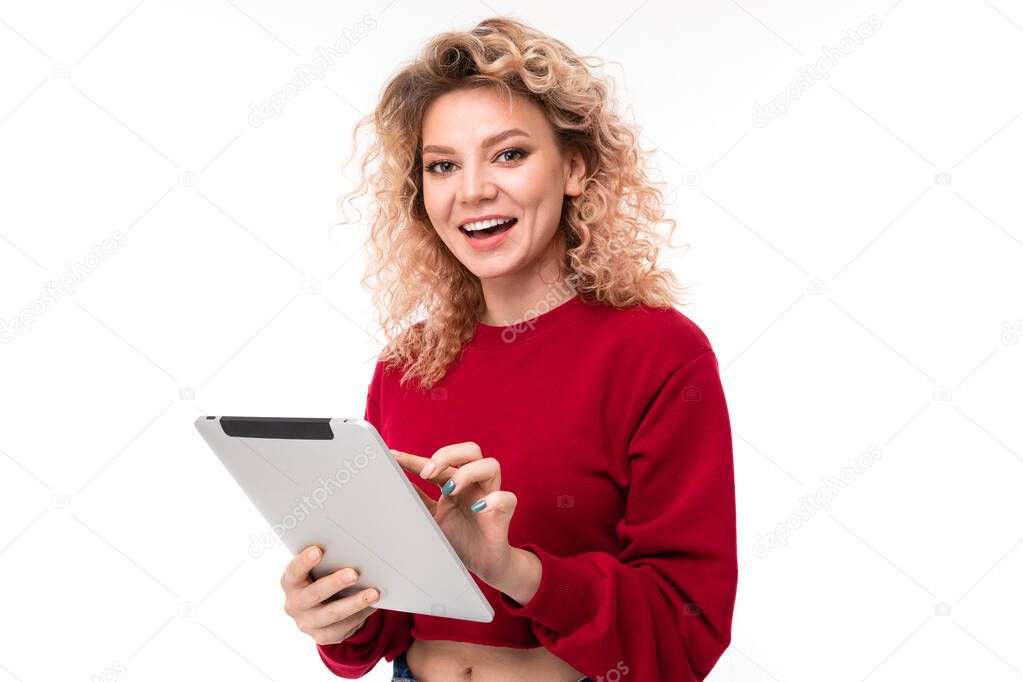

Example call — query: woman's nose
[457,165,496,204]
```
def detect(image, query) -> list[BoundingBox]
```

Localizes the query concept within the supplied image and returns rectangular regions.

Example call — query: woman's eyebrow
[422,128,530,155]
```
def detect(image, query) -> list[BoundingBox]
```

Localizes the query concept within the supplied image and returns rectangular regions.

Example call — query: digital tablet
[194,415,494,623]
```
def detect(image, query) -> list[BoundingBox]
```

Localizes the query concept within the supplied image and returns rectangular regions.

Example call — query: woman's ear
[564,148,587,198]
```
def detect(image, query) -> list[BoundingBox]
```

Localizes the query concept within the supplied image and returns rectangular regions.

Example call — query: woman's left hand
[390,442,517,585]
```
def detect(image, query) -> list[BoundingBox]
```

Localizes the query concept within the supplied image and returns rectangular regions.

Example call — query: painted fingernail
[421,462,435,478]
[441,479,456,496]
[471,499,487,513]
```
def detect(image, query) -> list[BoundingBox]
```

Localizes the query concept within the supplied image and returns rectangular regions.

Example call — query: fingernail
[421,462,435,478]
[441,479,456,496]
[364,589,378,602]
[343,569,357,582]
[309,548,320,561]
[471,499,486,513]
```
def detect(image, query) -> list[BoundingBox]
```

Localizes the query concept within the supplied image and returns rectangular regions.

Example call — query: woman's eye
[497,148,526,162]
[425,161,455,175]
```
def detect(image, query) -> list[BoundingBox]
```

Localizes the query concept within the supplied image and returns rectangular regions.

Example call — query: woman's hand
[391,442,518,585]
[280,545,381,646]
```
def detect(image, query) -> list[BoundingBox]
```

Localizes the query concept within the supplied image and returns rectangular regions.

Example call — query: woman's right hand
[281,545,381,645]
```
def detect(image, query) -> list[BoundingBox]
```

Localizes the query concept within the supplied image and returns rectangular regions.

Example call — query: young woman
[280,17,737,682]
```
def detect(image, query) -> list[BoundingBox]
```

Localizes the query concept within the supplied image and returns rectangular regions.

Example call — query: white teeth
[462,217,514,232]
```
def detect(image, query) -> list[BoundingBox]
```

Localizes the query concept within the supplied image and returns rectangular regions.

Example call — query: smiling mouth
[459,218,518,239]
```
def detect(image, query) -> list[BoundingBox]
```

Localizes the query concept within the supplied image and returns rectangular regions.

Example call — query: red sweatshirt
[317,294,737,680]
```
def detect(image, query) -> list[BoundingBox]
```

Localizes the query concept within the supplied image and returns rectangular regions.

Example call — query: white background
[1,1,1022,680]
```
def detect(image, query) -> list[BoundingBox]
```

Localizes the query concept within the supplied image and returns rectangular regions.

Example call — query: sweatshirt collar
[470,294,588,348]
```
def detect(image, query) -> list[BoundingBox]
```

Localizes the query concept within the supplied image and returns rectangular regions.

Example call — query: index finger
[394,443,483,482]
[391,449,454,483]
[282,545,321,590]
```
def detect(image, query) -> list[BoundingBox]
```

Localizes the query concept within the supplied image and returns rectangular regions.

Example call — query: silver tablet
[194,415,494,623]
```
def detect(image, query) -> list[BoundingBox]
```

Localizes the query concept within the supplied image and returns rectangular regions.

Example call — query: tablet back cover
[195,415,494,623]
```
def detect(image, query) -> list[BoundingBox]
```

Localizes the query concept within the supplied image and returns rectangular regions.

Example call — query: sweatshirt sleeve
[498,349,738,682]
[316,608,413,678]
[316,358,415,677]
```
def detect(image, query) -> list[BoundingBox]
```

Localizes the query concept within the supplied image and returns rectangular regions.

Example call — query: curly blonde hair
[336,16,689,390]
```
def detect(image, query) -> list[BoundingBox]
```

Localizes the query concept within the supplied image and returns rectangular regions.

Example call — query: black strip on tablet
[219,417,334,440]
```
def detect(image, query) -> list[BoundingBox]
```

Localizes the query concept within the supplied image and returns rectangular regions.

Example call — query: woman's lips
[460,218,517,251]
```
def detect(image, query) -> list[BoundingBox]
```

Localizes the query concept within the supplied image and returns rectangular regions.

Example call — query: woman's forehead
[422,89,551,147]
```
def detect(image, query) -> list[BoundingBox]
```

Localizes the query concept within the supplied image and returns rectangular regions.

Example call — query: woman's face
[420,87,584,282]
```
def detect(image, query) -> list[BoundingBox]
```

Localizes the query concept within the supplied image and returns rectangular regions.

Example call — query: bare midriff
[405,638,587,681]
